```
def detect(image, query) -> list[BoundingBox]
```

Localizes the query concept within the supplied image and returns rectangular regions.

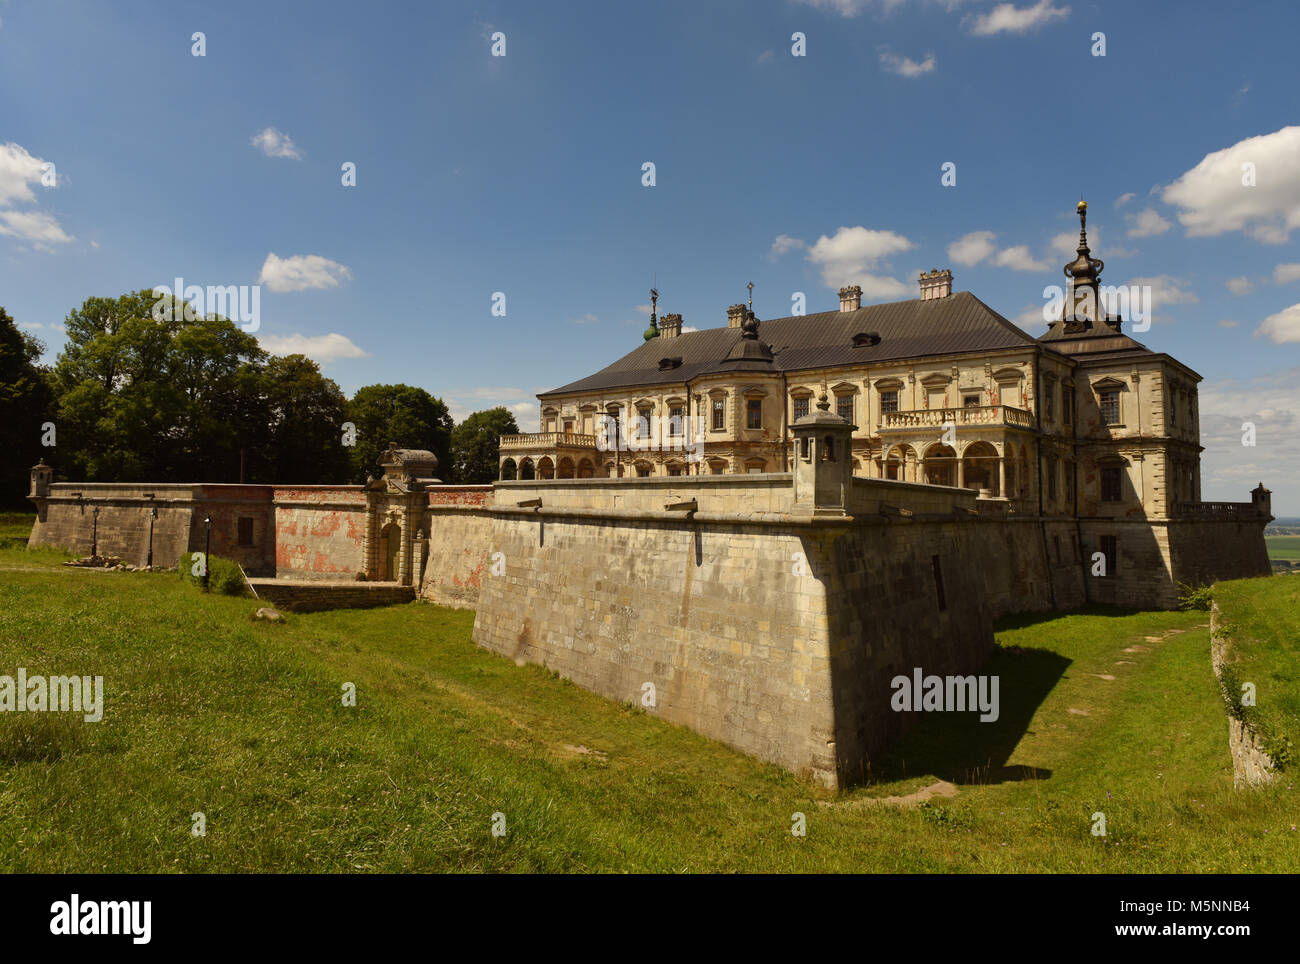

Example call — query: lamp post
[91,505,100,559]
[147,506,157,569]
[202,516,212,592]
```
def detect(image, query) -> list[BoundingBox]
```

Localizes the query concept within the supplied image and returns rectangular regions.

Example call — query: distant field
[0,513,33,550]
[0,537,1295,873]
[1265,535,1300,562]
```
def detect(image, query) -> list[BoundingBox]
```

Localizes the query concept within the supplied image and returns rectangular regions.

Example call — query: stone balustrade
[500,432,599,450]
[879,405,1034,431]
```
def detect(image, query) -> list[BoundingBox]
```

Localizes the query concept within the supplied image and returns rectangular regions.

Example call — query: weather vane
[747,281,754,309]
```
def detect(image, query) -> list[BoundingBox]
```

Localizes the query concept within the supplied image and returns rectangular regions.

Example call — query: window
[636,463,651,478]
[793,396,810,420]
[669,405,683,436]
[636,409,651,439]
[800,437,811,461]
[1099,389,1120,425]
[880,390,899,414]
[1169,389,1178,426]
[1065,463,1075,503]
[836,394,853,422]
[745,460,765,474]
[746,398,762,430]
[1063,389,1074,425]
[931,555,947,611]
[237,517,253,547]
[1099,534,1118,577]
[711,398,725,431]
[1046,457,1058,501]
[1100,466,1122,502]
[563,419,575,438]
[963,395,980,408]
[667,463,683,477]
[1043,382,1055,420]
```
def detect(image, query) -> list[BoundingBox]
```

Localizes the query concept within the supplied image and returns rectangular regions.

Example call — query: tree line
[0,289,519,506]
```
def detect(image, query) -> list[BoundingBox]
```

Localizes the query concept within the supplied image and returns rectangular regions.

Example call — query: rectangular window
[1065,463,1076,503]
[669,406,683,436]
[711,398,725,431]
[931,554,947,611]
[800,437,811,461]
[637,411,651,439]
[836,395,853,422]
[563,419,574,436]
[746,398,762,430]
[1044,382,1055,420]
[963,395,980,408]
[1064,389,1074,425]
[1047,457,1058,501]
[1100,389,1120,425]
[1100,534,1118,577]
[1169,390,1177,425]
[237,517,253,547]
[880,390,899,414]
[793,396,810,420]
[1100,465,1122,502]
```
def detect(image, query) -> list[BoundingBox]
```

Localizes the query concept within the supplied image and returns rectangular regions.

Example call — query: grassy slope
[0,538,1295,873]
[1212,576,1300,769]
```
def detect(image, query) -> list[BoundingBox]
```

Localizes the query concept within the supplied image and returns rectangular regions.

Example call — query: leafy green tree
[0,307,54,507]
[450,407,519,483]
[258,354,350,483]
[345,384,453,483]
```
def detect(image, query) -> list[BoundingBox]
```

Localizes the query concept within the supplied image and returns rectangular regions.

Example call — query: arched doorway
[578,458,595,478]
[520,458,535,480]
[500,458,517,481]
[379,523,401,581]
[558,456,575,479]
[537,457,555,480]
[961,441,1000,494]
[923,443,957,487]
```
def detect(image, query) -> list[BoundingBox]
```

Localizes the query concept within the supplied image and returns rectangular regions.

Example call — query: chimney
[919,268,953,301]
[659,313,682,339]
[839,285,862,312]
[727,304,748,328]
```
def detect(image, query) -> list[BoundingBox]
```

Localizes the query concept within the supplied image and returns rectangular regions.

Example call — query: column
[998,457,1006,498]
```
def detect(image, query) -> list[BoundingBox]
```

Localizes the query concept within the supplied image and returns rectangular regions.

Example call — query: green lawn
[0,536,1295,873]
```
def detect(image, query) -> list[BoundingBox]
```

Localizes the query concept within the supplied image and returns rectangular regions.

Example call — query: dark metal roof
[539,292,1039,397]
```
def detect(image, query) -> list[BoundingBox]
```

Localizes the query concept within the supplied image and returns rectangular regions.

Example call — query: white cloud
[1161,126,1300,243]
[1104,275,1197,325]
[570,312,600,325]
[1273,263,1300,285]
[947,230,996,266]
[1225,276,1253,296]
[1050,224,1134,260]
[792,0,874,16]
[1126,207,1171,238]
[805,225,913,294]
[1256,303,1300,343]
[0,142,47,206]
[967,1,1069,36]
[19,321,44,330]
[256,332,369,363]
[1114,192,1136,208]
[680,325,699,333]
[250,127,303,160]
[879,48,936,77]
[993,245,1050,271]
[258,253,352,292]
[0,209,73,245]
[1199,367,1300,507]
[769,234,806,260]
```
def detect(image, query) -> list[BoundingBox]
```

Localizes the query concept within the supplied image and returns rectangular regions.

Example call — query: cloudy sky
[1,0,1298,510]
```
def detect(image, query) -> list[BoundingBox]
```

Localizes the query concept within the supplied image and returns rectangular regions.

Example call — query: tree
[450,407,519,483]
[258,354,350,483]
[0,307,54,507]
[345,384,453,483]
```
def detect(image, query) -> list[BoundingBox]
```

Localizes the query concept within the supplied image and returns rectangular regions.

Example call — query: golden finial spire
[747,281,754,309]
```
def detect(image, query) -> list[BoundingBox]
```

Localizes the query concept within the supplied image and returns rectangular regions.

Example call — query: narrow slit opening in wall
[931,554,946,611]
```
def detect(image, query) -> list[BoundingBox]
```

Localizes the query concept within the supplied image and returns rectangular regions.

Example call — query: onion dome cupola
[1062,199,1105,330]
[642,285,660,342]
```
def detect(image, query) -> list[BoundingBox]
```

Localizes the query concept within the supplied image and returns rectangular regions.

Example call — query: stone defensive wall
[471,473,1071,788]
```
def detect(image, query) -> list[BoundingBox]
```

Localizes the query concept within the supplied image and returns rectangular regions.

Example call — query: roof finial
[747,281,754,309]
[643,283,660,341]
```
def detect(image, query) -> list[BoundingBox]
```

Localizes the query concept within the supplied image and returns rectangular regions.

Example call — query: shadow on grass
[869,643,1071,788]
[993,604,1145,634]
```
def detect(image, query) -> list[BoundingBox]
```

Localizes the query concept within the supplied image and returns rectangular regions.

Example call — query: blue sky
[1,0,1298,509]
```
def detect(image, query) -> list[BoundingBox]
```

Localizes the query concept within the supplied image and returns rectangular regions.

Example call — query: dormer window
[658,357,682,371]
[852,332,881,348]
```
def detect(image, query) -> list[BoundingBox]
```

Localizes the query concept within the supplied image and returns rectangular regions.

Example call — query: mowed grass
[0,537,1296,873]
[1265,535,1300,563]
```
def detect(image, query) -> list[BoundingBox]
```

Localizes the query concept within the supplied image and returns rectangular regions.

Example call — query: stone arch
[960,440,999,494]
[557,456,575,479]
[519,457,536,481]
[665,459,686,477]
[500,458,517,481]
[577,457,595,478]
[883,442,917,482]
[922,442,957,487]
[537,456,554,480]
[706,457,728,475]
[633,459,654,478]
[378,522,401,581]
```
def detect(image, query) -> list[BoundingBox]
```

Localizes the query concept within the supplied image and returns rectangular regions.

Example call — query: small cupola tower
[1062,200,1105,331]
[28,460,52,500]
[1251,482,1272,520]
[642,285,660,342]
[791,388,856,515]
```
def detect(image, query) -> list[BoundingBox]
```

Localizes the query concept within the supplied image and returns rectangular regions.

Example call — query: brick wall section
[248,580,415,613]
[273,486,367,579]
